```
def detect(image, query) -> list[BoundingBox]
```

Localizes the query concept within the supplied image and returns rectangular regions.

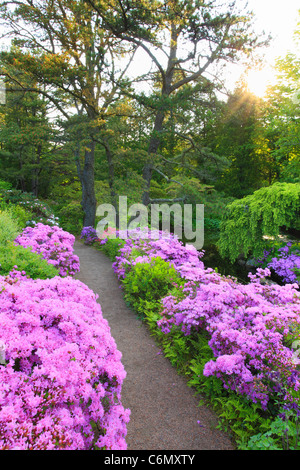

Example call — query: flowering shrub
[99,226,117,240]
[104,230,300,413]
[111,228,204,281]
[80,226,99,245]
[0,275,130,450]
[159,268,300,410]
[14,223,80,277]
[80,226,116,247]
[1,189,59,227]
[255,242,300,285]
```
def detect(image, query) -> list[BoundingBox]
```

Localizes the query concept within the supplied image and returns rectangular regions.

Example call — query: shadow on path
[74,240,234,450]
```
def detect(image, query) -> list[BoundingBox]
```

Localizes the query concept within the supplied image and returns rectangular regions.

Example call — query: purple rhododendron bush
[0,273,130,450]
[255,242,300,286]
[109,229,300,412]
[14,223,80,276]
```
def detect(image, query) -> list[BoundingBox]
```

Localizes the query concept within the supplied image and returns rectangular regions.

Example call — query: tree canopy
[0,0,268,226]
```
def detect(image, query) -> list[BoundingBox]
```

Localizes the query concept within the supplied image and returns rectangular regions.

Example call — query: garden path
[74,240,234,451]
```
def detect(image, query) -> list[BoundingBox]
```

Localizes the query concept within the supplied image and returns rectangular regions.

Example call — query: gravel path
[74,240,234,450]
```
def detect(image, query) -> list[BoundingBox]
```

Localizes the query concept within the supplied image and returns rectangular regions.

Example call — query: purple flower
[80,226,99,246]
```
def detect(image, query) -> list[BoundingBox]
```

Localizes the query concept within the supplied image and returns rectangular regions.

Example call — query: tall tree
[262,51,300,184]
[0,0,138,225]
[87,0,269,205]
[0,0,268,225]
[0,71,54,195]
[211,84,272,198]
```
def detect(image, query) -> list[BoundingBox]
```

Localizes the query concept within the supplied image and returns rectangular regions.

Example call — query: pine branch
[151,166,184,187]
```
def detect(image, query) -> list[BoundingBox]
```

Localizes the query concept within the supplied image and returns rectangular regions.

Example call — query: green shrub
[0,210,21,244]
[218,182,300,262]
[6,204,32,230]
[244,413,300,450]
[99,238,125,260]
[0,189,59,227]
[122,257,184,319]
[0,242,58,280]
[1,189,35,205]
[57,201,84,234]
[0,179,12,191]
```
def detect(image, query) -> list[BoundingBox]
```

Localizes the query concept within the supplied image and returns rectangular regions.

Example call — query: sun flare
[246,66,276,98]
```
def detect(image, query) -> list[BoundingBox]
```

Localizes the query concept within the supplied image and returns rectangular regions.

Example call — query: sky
[236,0,300,96]
[247,0,299,58]
[1,0,299,99]
[126,0,300,98]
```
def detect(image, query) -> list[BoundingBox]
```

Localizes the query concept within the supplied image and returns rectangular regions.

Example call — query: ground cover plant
[93,228,300,449]
[218,182,300,262]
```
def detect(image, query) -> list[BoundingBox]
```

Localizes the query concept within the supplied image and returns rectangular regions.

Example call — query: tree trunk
[142,110,165,206]
[32,144,41,197]
[81,140,97,227]
[102,136,119,222]
[18,146,26,192]
[141,23,178,206]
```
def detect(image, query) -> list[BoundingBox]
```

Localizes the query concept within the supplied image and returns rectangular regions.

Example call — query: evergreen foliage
[218,182,300,262]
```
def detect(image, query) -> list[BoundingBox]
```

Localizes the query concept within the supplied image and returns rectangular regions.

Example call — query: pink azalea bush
[112,228,204,281]
[0,274,130,450]
[14,223,80,276]
[107,229,300,411]
[159,268,300,410]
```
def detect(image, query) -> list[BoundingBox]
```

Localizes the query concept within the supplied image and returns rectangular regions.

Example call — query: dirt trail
[74,240,234,450]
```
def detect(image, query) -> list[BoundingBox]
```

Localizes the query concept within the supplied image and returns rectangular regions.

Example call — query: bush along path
[0,221,129,450]
[74,239,234,450]
[79,227,300,450]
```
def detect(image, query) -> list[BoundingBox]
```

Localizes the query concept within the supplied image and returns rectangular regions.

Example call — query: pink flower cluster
[112,228,204,281]
[14,223,80,276]
[0,275,130,450]
[111,230,300,410]
[159,270,300,409]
